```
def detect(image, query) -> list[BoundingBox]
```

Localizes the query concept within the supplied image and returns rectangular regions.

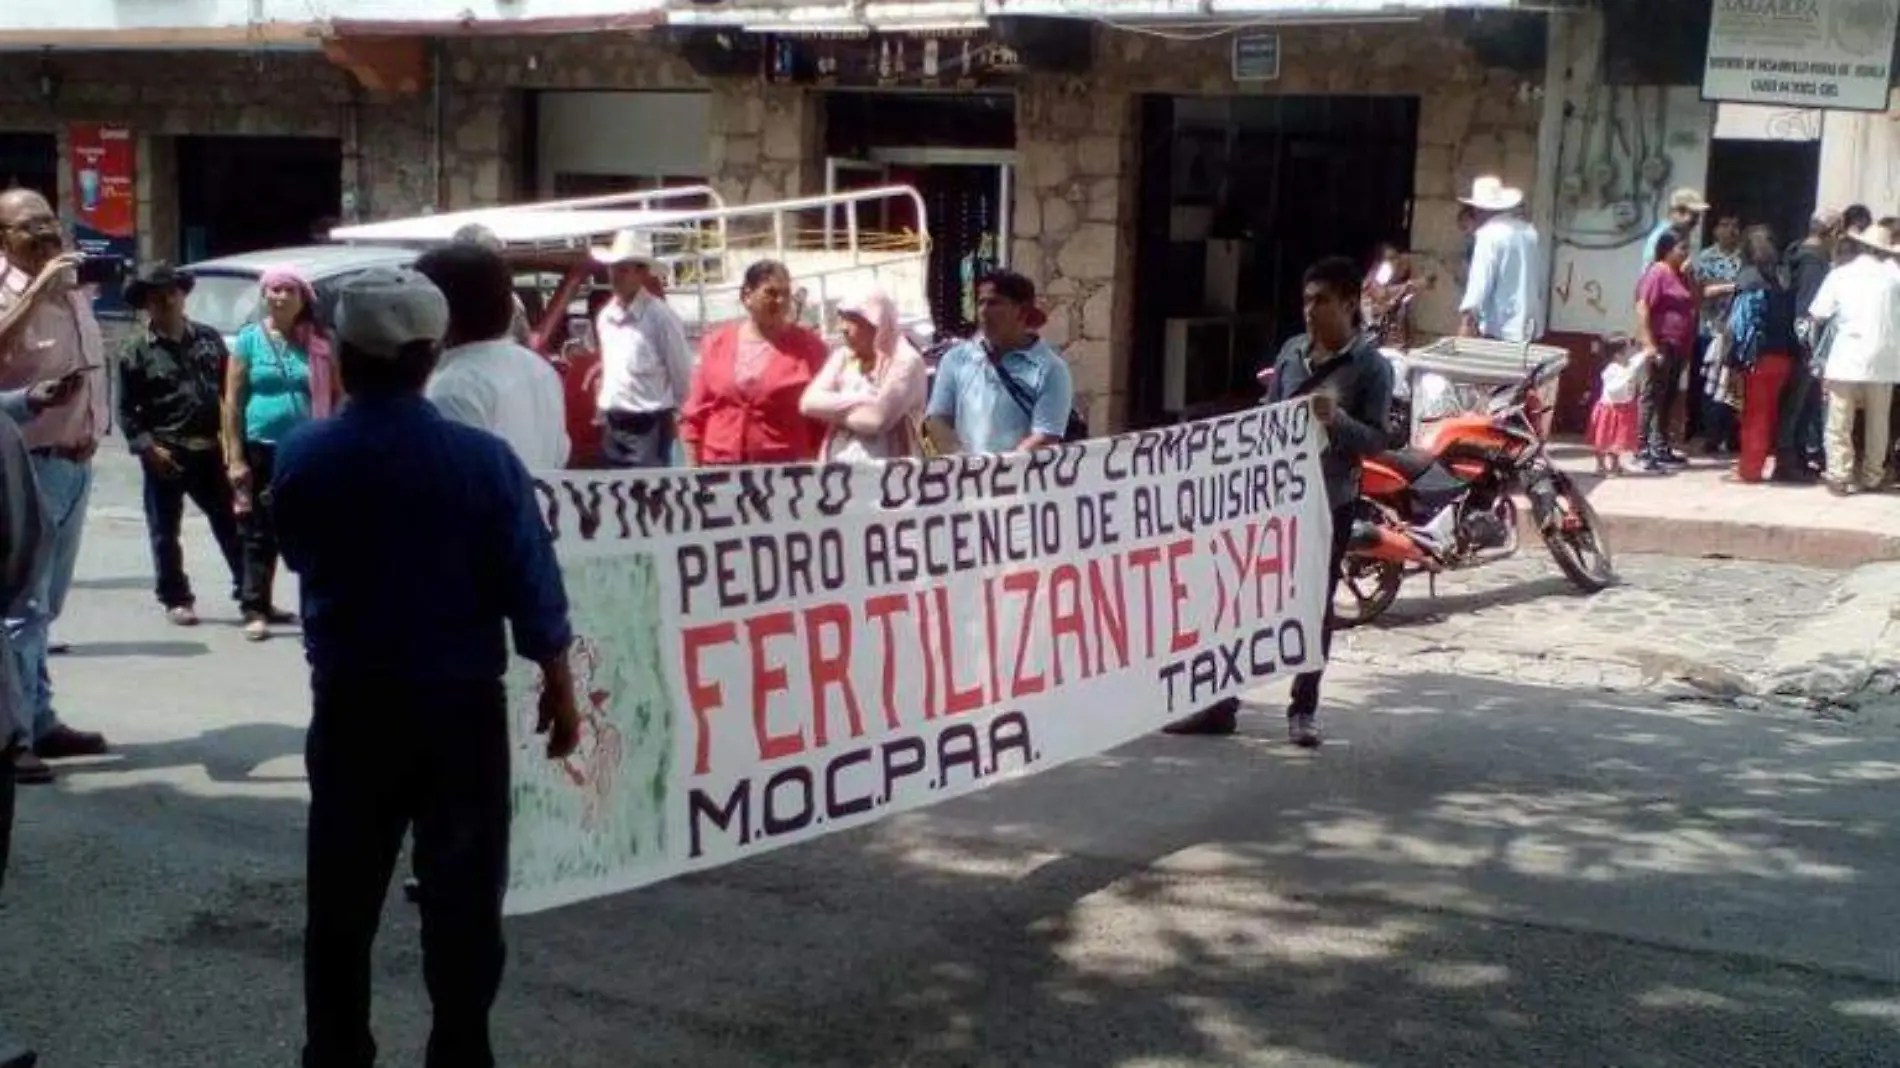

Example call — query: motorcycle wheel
[1537,473,1615,592]
[1331,558,1404,629]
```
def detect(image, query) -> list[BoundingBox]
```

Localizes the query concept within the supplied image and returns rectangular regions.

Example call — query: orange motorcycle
[1334,355,1614,627]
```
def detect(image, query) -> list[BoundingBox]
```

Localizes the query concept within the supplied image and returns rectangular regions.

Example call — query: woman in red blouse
[680,259,829,466]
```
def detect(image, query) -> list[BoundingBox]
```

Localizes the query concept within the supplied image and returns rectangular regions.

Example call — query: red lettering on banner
[1252,516,1293,618]
[1217,523,1261,629]
[936,585,985,716]
[1087,557,1130,675]
[1127,545,1164,659]
[1002,569,1045,698]
[913,589,938,721]
[983,577,1003,704]
[679,538,1251,774]
[1166,538,1200,654]
[1048,563,1092,685]
[864,593,909,730]
[681,621,738,776]
[802,602,864,748]
[746,613,805,761]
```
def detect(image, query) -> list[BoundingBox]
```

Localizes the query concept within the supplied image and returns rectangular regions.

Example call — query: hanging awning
[661,0,1577,33]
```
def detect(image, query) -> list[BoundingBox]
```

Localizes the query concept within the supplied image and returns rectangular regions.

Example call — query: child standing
[1588,346,1647,475]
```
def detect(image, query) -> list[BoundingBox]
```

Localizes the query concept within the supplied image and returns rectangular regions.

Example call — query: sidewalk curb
[1588,510,1900,569]
[1511,500,1900,569]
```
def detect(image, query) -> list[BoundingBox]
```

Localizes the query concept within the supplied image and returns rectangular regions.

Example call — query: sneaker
[1288,712,1321,748]
[1657,450,1690,467]
[165,605,199,627]
[243,616,271,642]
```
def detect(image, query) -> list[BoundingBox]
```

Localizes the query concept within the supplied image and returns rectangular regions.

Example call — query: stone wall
[0,49,453,257]
[1010,19,1544,429]
[1012,75,1136,435]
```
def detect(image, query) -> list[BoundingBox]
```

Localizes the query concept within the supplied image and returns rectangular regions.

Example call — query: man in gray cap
[270,266,580,1068]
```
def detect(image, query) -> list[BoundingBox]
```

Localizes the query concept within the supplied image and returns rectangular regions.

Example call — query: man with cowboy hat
[1457,176,1544,343]
[1807,219,1900,494]
[590,228,692,468]
[117,261,243,627]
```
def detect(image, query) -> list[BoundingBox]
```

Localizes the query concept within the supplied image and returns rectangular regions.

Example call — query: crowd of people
[0,185,1117,1064]
[1588,193,1900,493]
[33,168,1879,1061]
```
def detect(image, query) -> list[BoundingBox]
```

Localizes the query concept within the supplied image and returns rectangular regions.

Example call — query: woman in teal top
[220,267,339,641]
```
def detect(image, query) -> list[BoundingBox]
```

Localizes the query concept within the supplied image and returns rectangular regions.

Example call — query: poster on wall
[502,403,1332,915]
[1703,0,1900,113]
[67,123,135,314]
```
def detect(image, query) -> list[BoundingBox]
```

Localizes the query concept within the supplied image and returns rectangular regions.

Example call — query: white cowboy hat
[1458,176,1524,213]
[1845,221,1900,255]
[589,229,656,267]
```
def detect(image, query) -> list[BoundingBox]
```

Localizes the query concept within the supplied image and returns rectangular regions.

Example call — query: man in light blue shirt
[1456,177,1545,343]
[1645,187,1710,265]
[925,271,1074,454]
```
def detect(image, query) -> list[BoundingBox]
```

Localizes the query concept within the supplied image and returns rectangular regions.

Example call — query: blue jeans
[6,455,92,745]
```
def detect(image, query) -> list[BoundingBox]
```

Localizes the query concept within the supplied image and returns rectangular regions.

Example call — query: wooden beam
[322,36,430,95]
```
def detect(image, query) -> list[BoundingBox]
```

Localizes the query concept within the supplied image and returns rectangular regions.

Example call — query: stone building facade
[0,16,1540,432]
[970,20,1542,430]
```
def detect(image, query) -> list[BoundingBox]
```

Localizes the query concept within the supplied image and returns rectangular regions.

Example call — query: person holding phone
[0,188,111,785]
[221,266,339,642]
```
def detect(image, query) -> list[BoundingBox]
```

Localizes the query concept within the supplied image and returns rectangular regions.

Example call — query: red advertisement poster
[68,123,136,311]
[69,123,134,238]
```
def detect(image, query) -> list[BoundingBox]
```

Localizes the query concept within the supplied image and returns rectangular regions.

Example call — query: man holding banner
[271,268,581,1068]
[1168,256,1392,746]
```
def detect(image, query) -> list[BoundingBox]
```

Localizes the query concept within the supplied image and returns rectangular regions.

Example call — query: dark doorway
[0,133,57,203]
[177,136,342,262]
[823,91,1014,336]
[1703,138,1821,253]
[1131,94,1419,426]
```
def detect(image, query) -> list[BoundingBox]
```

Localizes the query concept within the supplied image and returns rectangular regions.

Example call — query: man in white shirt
[415,244,569,470]
[591,230,692,468]
[1456,176,1544,343]
[1808,221,1900,494]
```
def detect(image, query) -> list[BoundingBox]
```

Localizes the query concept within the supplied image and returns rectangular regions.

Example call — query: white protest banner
[500,401,1332,915]
[1703,0,1899,112]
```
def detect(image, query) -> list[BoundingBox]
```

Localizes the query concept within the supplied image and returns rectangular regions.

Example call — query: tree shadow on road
[504,669,1900,1067]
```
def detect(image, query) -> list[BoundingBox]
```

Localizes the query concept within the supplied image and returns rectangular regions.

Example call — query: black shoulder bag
[992,353,1089,443]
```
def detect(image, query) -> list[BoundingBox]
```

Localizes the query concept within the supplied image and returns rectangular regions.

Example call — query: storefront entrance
[1130,94,1420,426]
[823,91,1016,337]
[0,133,56,202]
[177,135,343,261]
[1704,138,1821,256]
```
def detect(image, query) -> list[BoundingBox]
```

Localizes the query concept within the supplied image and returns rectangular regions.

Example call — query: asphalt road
[3,440,1899,1067]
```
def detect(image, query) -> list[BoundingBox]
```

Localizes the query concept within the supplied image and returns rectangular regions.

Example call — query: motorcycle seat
[1370,447,1438,482]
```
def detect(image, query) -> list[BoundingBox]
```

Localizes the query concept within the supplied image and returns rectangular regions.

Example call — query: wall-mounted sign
[1703,0,1900,113]
[68,123,136,314]
[765,32,1026,87]
[1232,31,1281,82]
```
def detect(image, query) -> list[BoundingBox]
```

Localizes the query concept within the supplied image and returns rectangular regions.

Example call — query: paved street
[5,441,1900,1067]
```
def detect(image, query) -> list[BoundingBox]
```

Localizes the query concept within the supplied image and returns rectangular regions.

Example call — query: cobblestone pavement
[1335,553,1844,696]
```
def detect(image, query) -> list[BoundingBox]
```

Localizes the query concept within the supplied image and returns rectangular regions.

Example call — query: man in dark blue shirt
[272,267,580,1068]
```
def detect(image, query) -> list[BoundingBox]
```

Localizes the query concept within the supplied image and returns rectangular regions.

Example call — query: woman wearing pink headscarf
[219,267,339,640]
[799,289,927,461]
